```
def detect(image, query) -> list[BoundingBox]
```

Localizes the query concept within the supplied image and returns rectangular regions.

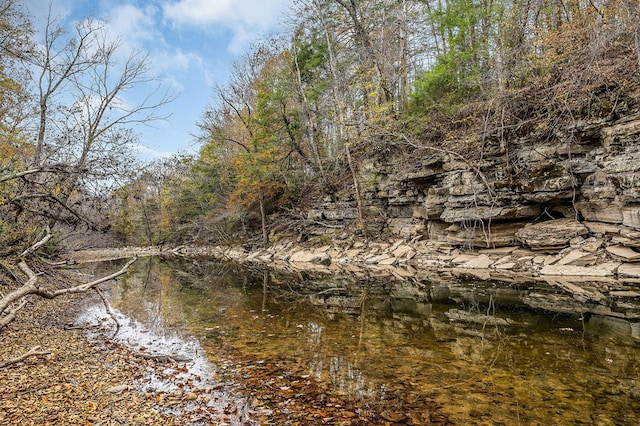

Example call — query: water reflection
[92,257,640,425]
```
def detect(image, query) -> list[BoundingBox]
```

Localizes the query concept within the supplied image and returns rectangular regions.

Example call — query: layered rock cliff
[305,110,640,254]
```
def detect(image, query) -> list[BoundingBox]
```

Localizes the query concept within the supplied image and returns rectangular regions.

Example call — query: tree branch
[0,299,28,330]
[0,168,42,183]
[94,286,120,335]
[0,258,137,324]
[31,257,137,299]
[21,226,52,257]
[0,346,51,369]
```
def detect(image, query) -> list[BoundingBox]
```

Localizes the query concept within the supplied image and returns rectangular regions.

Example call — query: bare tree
[0,13,176,237]
[30,17,174,191]
[0,8,173,330]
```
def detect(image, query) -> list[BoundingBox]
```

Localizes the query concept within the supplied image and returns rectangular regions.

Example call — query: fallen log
[133,352,192,363]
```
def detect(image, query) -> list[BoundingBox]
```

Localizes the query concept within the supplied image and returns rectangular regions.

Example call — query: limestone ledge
[67,239,640,322]
[301,113,640,251]
[165,237,640,288]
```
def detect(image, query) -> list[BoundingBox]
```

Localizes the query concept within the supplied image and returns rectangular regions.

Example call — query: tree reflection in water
[89,257,640,425]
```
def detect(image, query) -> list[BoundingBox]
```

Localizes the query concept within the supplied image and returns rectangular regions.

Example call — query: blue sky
[22,0,293,159]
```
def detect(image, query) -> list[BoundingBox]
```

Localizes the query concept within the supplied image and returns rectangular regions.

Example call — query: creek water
[81,257,640,425]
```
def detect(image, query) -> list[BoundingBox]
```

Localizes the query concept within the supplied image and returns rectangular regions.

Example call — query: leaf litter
[0,294,251,425]
[1,292,452,425]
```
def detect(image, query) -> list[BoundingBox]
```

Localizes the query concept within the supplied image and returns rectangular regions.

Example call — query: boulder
[619,228,640,248]
[579,238,604,252]
[575,202,624,224]
[460,254,495,269]
[555,250,596,266]
[540,262,620,277]
[622,207,640,229]
[443,221,524,248]
[606,245,640,262]
[516,219,589,252]
[392,245,417,259]
[289,250,331,265]
[387,218,426,238]
[618,264,640,278]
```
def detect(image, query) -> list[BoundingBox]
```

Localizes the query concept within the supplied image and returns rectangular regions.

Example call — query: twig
[21,226,52,257]
[313,287,346,295]
[0,346,51,369]
[39,258,69,267]
[0,299,28,330]
[94,286,120,336]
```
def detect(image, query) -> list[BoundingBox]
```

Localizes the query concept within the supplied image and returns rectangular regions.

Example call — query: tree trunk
[259,190,269,246]
[345,143,367,236]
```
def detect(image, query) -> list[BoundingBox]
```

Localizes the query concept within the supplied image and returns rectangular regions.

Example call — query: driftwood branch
[21,226,52,258]
[134,352,192,363]
[0,345,51,369]
[0,268,41,318]
[33,257,137,299]
[0,257,137,326]
[0,299,28,329]
[94,286,121,335]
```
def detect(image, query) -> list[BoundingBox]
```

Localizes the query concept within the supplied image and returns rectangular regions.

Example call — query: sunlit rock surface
[300,112,640,255]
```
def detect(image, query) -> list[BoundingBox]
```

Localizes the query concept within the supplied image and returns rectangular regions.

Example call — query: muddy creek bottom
[79,257,640,425]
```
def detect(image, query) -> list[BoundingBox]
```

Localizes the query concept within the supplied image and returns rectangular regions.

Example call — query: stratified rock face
[515,219,589,252]
[304,109,640,252]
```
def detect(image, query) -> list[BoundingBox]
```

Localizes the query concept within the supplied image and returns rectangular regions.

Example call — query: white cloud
[94,4,203,89]
[154,48,202,73]
[163,0,234,26]
[133,143,175,159]
[21,0,75,27]
[105,4,159,46]
[162,0,291,51]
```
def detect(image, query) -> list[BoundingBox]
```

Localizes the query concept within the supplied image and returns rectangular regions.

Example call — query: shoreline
[65,238,640,324]
[1,266,449,425]
[68,237,640,286]
[0,294,236,425]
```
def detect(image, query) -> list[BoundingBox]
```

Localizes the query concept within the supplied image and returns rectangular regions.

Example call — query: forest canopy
[2,0,640,250]
[112,0,640,246]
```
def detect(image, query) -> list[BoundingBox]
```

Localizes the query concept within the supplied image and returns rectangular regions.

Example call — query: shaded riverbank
[0,262,453,425]
[68,236,640,323]
[72,256,640,424]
